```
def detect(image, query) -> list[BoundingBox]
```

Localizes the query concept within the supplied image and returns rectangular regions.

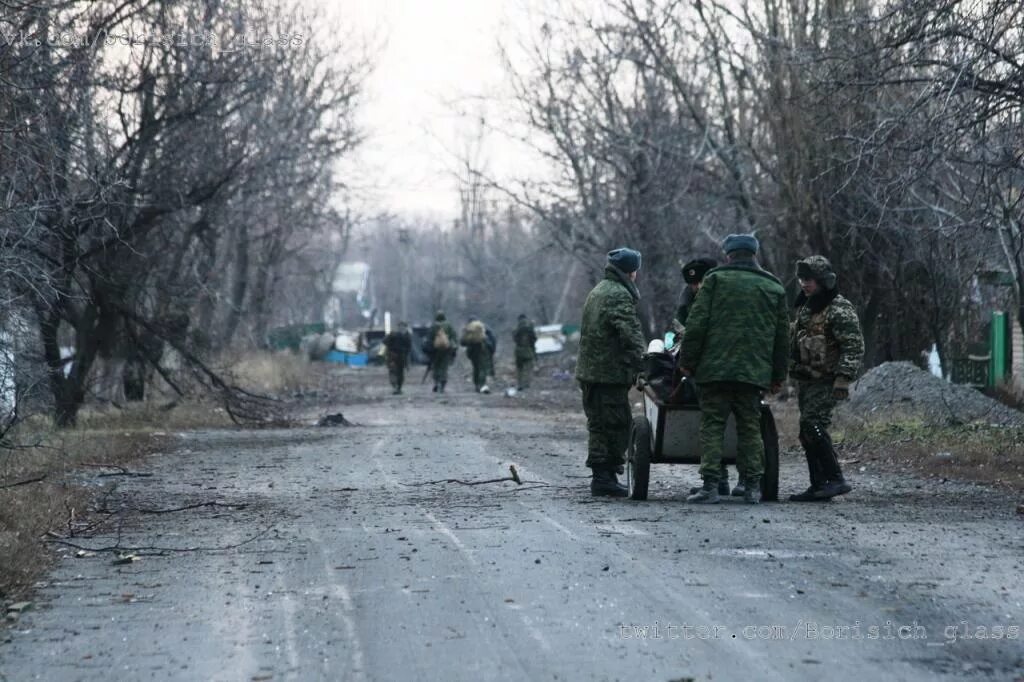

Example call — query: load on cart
[627,348,780,501]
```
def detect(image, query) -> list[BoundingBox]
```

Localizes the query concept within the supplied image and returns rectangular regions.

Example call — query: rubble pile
[839,361,1024,428]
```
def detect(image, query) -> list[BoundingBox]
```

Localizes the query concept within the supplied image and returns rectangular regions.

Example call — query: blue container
[324,350,368,366]
[346,352,369,367]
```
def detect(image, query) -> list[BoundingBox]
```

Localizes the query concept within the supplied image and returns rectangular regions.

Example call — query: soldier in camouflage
[672,257,718,333]
[679,234,789,504]
[789,256,865,501]
[575,248,646,497]
[426,311,457,394]
[513,314,538,390]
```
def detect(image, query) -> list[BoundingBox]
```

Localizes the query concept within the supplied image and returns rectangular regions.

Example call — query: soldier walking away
[576,248,646,497]
[513,314,538,390]
[679,234,789,504]
[425,311,457,394]
[460,317,493,393]
[789,256,865,501]
[382,321,412,394]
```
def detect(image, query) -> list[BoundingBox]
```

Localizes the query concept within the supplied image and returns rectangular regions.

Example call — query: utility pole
[398,227,411,322]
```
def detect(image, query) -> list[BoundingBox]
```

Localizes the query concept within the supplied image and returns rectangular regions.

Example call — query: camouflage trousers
[698,382,764,483]
[387,360,406,390]
[580,381,632,468]
[515,357,534,389]
[431,352,453,385]
[797,380,836,434]
[466,345,491,390]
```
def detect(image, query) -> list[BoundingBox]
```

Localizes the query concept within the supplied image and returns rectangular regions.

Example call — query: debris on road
[316,412,354,427]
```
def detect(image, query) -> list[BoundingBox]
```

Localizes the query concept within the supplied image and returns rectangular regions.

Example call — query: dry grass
[223,349,322,395]
[835,416,1024,491]
[0,426,166,601]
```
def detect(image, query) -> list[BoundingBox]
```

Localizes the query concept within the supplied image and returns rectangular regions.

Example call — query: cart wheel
[627,416,652,500]
[760,404,780,502]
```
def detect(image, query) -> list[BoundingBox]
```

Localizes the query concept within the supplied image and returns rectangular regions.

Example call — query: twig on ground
[0,474,47,489]
[81,462,154,478]
[44,526,273,554]
[137,501,247,514]
[402,464,524,487]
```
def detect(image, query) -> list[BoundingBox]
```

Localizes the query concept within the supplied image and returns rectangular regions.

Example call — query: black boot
[591,466,628,497]
[812,429,852,499]
[790,448,828,502]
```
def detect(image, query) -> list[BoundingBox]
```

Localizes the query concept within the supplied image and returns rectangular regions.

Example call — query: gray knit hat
[607,247,642,273]
[722,233,759,255]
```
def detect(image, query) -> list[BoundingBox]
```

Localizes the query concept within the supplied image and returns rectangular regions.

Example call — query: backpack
[461,320,486,345]
[433,326,451,351]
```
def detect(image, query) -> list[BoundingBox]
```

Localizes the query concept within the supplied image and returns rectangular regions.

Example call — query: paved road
[2,388,1022,680]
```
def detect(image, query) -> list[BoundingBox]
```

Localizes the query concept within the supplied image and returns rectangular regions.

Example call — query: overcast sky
[309,0,522,220]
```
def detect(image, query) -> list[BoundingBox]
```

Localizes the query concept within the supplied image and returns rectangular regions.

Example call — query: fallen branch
[137,501,247,514]
[82,463,154,478]
[44,526,273,554]
[0,474,47,489]
[402,465,523,487]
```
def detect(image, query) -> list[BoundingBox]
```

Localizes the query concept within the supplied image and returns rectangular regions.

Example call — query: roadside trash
[480,385,491,394]
[505,387,518,397]
[112,554,139,565]
[317,413,353,427]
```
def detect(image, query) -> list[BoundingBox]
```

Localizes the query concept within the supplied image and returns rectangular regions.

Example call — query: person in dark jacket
[382,321,412,394]
[460,317,493,393]
[679,234,789,504]
[789,256,864,501]
[575,248,646,497]
[513,314,538,390]
[672,257,718,333]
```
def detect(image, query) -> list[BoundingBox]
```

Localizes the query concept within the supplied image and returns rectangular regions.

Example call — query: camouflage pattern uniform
[575,265,646,470]
[678,259,789,491]
[427,315,457,393]
[382,325,412,394]
[513,317,538,390]
[790,255,865,499]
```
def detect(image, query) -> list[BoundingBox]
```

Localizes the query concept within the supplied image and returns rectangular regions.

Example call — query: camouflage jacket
[574,266,646,385]
[672,286,697,332]
[513,319,538,362]
[790,289,864,381]
[678,260,789,389]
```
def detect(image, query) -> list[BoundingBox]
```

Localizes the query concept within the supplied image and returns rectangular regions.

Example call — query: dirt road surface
[2,374,1022,680]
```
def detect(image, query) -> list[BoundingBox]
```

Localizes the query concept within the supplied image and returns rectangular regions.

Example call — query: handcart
[626,383,779,501]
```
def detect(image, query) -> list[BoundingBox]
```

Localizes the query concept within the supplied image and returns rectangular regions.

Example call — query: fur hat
[722,233,759,255]
[681,257,718,284]
[796,255,837,290]
[607,247,642,273]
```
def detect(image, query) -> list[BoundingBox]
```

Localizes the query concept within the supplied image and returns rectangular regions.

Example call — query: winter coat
[678,260,789,389]
[574,265,646,385]
[514,319,538,362]
[790,288,864,382]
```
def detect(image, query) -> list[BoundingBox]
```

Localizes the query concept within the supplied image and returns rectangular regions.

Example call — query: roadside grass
[1,350,334,604]
[0,426,167,603]
[835,416,1024,492]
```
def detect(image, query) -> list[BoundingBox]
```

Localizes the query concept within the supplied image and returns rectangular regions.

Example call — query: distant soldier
[513,314,538,390]
[576,248,646,497]
[460,317,493,393]
[426,311,457,394]
[382,321,412,395]
[679,234,789,504]
[789,256,865,501]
